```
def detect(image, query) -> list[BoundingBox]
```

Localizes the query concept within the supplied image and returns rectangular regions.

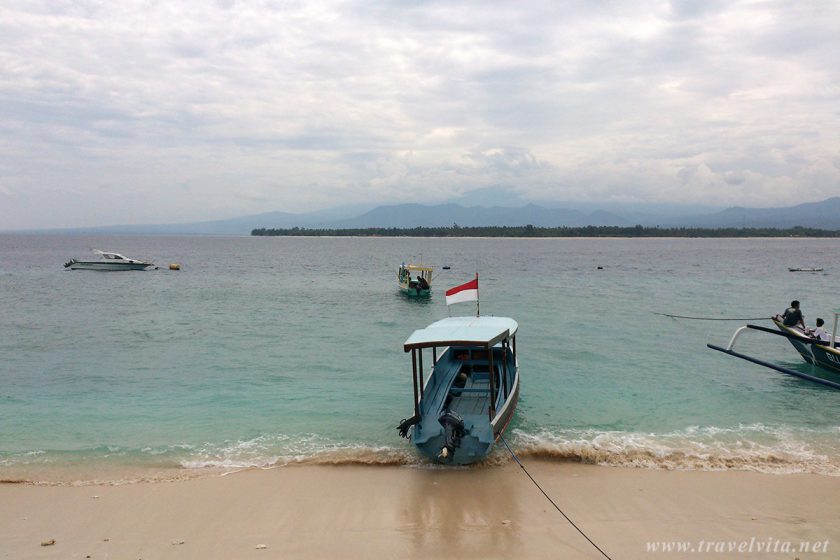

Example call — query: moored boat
[397,315,520,464]
[768,315,840,373]
[64,250,154,271]
[398,263,433,297]
[707,310,840,390]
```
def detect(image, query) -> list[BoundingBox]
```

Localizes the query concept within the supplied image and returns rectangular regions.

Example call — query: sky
[1,0,839,229]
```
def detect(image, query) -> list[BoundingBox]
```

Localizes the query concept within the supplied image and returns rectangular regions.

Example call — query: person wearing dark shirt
[781,300,805,328]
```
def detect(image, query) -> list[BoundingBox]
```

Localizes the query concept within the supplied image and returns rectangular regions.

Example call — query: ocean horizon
[2,234,839,484]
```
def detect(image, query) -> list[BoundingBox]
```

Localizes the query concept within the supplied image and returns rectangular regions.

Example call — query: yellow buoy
[169,263,181,270]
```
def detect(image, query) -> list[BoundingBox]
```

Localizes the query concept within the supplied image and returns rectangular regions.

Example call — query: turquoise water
[2,235,840,483]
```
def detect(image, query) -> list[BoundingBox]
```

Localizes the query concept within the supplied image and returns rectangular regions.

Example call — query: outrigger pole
[707,323,840,391]
[707,343,840,391]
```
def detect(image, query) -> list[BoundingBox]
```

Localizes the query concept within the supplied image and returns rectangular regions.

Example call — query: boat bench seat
[449,388,490,394]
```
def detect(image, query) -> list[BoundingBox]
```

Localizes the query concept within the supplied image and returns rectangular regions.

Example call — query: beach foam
[512,424,840,475]
[174,424,840,476]
[4,423,839,485]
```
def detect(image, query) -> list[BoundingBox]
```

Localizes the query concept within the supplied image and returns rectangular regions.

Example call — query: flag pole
[475,272,479,317]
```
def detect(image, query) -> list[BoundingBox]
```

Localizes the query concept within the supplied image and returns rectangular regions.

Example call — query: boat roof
[401,264,433,272]
[404,316,518,351]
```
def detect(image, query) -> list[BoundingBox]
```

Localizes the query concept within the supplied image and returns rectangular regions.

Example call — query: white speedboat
[64,250,154,271]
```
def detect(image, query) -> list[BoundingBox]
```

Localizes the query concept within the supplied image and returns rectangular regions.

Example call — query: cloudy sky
[1,0,839,228]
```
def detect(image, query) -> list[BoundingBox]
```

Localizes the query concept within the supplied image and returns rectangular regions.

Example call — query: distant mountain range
[671,197,840,230]
[6,197,840,235]
[327,203,627,228]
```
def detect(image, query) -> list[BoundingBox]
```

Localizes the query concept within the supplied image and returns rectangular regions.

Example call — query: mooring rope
[653,312,770,321]
[499,434,614,560]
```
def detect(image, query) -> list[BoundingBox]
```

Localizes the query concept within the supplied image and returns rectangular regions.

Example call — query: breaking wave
[3,423,839,484]
[511,424,840,476]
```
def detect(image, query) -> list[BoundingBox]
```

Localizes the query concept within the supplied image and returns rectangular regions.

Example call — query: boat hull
[774,319,840,374]
[399,286,431,297]
[397,264,432,297]
[413,381,519,465]
[413,346,519,465]
[66,261,153,271]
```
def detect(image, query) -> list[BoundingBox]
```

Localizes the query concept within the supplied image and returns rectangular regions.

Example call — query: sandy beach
[2,461,838,559]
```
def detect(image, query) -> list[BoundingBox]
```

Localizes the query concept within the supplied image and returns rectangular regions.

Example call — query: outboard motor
[437,409,465,460]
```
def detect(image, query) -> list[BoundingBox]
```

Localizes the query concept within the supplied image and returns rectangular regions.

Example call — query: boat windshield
[98,252,128,260]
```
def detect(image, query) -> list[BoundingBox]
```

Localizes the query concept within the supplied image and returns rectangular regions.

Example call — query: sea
[2,234,840,484]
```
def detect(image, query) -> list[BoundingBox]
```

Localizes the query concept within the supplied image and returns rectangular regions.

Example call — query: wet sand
[2,461,839,559]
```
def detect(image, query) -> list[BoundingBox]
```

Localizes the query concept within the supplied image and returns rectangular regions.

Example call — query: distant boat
[789,267,823,272]
[397,316,520,464]
[64,250,154,271]
[397,263,433,297]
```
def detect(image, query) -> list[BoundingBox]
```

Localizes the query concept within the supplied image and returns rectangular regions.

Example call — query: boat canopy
[402,264,433,273]
[403,316,518,352]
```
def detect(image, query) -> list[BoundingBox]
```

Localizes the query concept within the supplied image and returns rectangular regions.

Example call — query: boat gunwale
[772,318,840,356]
[490,357,520,432]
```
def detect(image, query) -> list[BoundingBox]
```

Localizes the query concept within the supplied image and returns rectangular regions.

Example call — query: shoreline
[5,425,840,486]
[5,446,840,487]
[3,232,839,240]
[3,461,839,559]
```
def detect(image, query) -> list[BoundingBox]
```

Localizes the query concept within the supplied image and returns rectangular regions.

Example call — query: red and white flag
[445,276,478,306]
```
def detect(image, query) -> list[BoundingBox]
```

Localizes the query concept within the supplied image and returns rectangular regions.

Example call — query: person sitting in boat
[778,300,805,329]
[417,275,429,290]
[453,364,471,388]
[812,318,830,342]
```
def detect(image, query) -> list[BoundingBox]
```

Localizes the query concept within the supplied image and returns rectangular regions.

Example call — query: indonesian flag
[446,276,478,306]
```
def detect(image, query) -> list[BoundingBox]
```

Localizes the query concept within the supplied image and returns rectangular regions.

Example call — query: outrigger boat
[397,315,520,464]
[398,263,433,297]
[64,250,154,271]
[708,311,840,390]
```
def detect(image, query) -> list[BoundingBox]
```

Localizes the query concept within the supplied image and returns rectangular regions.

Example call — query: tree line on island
[251,225,840,238]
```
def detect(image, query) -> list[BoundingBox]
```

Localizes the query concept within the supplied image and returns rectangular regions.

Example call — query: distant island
[252,225,840,238]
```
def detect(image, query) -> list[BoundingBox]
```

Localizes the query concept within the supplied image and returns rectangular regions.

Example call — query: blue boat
[397,316,520,464]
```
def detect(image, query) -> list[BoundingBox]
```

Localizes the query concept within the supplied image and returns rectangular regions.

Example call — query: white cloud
[1,0,839,228]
